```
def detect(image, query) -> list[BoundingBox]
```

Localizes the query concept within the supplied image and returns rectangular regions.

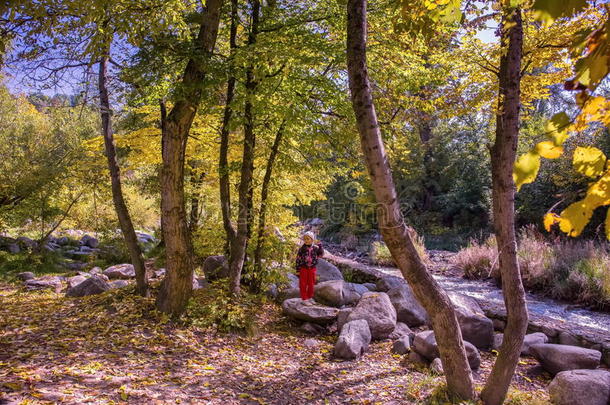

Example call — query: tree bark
[188,164,205,234]
[157,0,224,316]
[481,7,528,405]
[345,0,475,400]
[219,0,238,254]
[98,54,148,297]
[252,118,286,288]
[229,0,260,295]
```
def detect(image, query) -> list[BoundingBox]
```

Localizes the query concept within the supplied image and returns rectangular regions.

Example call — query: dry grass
[452,226,610,309]
[370,227,431,267]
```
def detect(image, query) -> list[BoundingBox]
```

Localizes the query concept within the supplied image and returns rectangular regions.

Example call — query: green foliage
[186,283,263,334]
[0,251,64,281]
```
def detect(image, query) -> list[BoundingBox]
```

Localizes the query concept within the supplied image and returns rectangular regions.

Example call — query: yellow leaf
[545,112,570,146]
[535,141,563,159]
[543,213,560,231]
[559,201,593,237]
[573,146,606,178]
[513,151,541,191]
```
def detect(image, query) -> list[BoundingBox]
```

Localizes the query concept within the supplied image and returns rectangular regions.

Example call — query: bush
[0,250,64,280]
[369,227,430,266]
[185,282,263,334]
[452,226,610,309]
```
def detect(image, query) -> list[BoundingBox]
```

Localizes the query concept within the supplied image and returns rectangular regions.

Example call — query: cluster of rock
[278,259,610,405]
[1,231,157,270]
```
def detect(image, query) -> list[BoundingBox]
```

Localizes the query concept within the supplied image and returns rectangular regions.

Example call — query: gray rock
[549,369,610,405]
[300,322,326,335]
[529,344,601,375]
[413,331,480,370]
[387,285,429,327]
[286,273,300,290]
[492,319,506,331]
[521,332,548,356]
[193,276,207,290]
[17,236,37,249]
[80,235,99,248]
[64,261,87,271]
[266,284,278,299]
[406,350,428,366]
[337,308,353,333]
[109,280,130,289]
[375,276,406,292]
[57,236,70,246]
[316,259,343,282]
[363,283,377,291]
[389,322,414,342]
[24,276,63,292]
[347,292,397,340]
[89,266,102,275]
[67,275,88,289]
[493,333,504,350]
[66,276,111,297]
[314,280,367,307]
[304,338,322,349]
[430,358,444,375]
[391,336,411,354]
[103,264,135,279]
[334,319,371,360]
[17,272,35,281]
[203,255,229,280]
[276,287,300,303]
[154,268,166,279]
[282,298,339,324]
[558,331,580,346]
[7,243,20,253]
[449,292,494,349]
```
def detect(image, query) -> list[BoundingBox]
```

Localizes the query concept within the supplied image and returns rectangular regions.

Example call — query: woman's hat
[302,231,315,240]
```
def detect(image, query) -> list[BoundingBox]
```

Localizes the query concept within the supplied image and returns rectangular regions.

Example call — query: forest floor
[0,282,552,405]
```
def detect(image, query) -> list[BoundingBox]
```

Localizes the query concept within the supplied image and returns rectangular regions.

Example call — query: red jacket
[295,243,324,271]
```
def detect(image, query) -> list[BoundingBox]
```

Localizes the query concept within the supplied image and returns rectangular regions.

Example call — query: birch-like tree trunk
[345,0,475,399]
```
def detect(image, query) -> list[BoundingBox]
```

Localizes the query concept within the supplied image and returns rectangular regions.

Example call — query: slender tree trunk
[219,0,238,255]
[346,0,475,400]
[417,118,435,211]
[481,7,528,405]
[188,166,205,234]
[229,0,260,295]
[98,54,148,296]
[157,0,224,316]
[252,119,286,288]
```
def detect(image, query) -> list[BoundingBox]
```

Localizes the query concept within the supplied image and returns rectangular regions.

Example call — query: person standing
[295,231,324,301]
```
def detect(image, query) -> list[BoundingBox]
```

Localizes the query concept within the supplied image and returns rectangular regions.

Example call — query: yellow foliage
[535,141,563,159]
[572,146,606,178]
[558,201,593,237]
[513,151,541,191]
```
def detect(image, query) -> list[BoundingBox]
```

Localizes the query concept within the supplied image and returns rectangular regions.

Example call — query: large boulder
[387,285,429,327]
[282,298,339,325]
[337,308,353,333]
[521,332,548,356]
[314,280,368,307]
[109,280,130,289]
[389,322,414,342]
[66,276,111,297]
[316,259,343,282]
[16,236,37,250]
[449,293,494,349]
[347,292,396,340]
[375,276,407,292]
[334,319,371,360]
[80,235,99,248]
[67,275,88,289]
[391,336,411,355]
[548,369,610,405]
[203,255,229,280]
[103,264,135,279]
[529,344,601,375]
[277,288,300,303]
[24,276,63,292]
[413,331,480,370]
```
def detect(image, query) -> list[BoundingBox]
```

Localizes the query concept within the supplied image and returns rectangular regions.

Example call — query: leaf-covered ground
[0,283,552,404]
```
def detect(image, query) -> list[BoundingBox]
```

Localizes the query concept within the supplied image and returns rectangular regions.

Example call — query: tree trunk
[417,117,435,211]
[345,0,475,400]
[252,118,286,288]
[219,0,238,254]
[228,0,260,295]
[157,0,224,316]
[188,165,205,234]
[481,7,528,405]
[98,54,148,297]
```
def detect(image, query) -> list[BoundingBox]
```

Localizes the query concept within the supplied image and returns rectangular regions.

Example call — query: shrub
[452,226,610,309]
[369,227,430,267]
[0,250,64,280]
[185,282,263,334]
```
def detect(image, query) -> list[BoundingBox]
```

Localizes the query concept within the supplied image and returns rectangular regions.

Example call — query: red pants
[299,266,316,300]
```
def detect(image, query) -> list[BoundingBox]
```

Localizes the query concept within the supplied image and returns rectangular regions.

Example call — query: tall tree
[345,0,475,400]
[98,48,148,296]
[481,4,528,404]
[157,0,224,315]
[228,0,261,295]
